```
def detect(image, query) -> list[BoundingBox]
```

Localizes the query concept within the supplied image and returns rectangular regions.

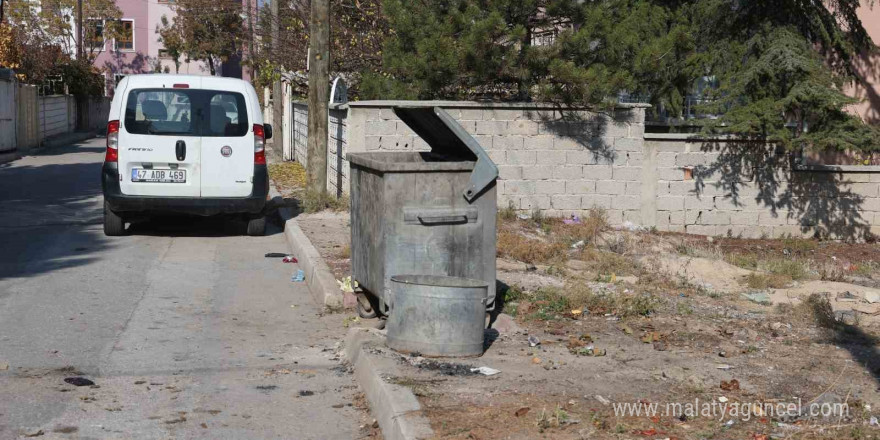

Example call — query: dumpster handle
[403,207,478,224]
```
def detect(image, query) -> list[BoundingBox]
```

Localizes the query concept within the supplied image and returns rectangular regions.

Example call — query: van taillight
[106,120,119,162]
[253,124,266,165]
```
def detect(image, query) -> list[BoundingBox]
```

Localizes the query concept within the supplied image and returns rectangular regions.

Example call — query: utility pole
[76,0,83,60]
[306,0,329,194]
[246,0,254,80]
[271,0,283,150]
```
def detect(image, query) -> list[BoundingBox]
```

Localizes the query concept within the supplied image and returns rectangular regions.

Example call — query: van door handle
[176,140,186,161]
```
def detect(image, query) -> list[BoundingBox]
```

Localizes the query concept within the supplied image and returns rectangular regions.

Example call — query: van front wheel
[246,215,266,236]
[103,201,126,236]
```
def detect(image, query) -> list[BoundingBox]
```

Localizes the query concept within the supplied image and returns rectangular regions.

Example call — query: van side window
[205,93,248,137]
[125,90,194,135]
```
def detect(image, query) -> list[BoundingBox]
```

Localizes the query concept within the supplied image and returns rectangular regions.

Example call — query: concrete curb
[0,151,19,165]
[270,185,344,310]
[41,131,98,150]
[343,328,434,440]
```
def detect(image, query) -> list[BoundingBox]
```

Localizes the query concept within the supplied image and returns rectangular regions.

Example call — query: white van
[101,75,272,236]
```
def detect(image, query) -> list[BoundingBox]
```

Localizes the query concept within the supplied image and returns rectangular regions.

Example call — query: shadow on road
[127,213,284,237]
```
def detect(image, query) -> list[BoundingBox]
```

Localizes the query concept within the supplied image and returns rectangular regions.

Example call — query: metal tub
[386,275,489,357]
[348,106,498,314]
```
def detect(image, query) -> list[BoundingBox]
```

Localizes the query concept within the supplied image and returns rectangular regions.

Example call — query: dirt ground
[291,204,880,439]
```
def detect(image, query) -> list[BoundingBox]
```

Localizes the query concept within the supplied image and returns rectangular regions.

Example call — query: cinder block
[566,180,596,194]
[365,135,382,151]
[493,135,525,150]
[730,211,759,225]
[758,211,788,226]
[504,180,536,195]
[612,166,642,182]
[685,196,715,210]
[536,180,566,194]
[657,152,677,168]
[625,181,641,195]
[582,194,612,209]
[459,109,483,120]
[537,150,568,166]
[486,150,506,165]
[507,150,536,165]
[483,108,521,121]
[656,211,671,227]
[612,195,641,210]
[551,194,583,210]
[472,135,494,149]
[613,137,642,151]
[596,180,626,195]
[524,136,554,151]
[497,165,522,180]
[605,122,630,138]
[520,195,551,210]
[476,121,508,135]
[658,167,685,181]
[553,137,585,150]
[378,108,397,120]
[554,166,584,180]
[497,194,520,210]
[605,209,624,225]
[626,152,644,167]
[623,210,643,224]
[413,136,431,151]
[508,120,540,135]
[843,183,880,198]
[700,211,730,225]
[862,197,880,212]
[629,123,645,139]
[656,196,685,211]
[521,165,554,180]
[686,224,717,236]
[567,150,597,165]
[772,225,811,238]
[365,120,397,136]
[668,210,686,225]
[583,165,613,180]
[676,152,707,167]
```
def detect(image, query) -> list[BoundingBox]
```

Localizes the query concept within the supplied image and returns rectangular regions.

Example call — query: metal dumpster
[348,106,498,316]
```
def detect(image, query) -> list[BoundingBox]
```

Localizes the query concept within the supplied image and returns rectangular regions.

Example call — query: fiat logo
[221,146,233,157]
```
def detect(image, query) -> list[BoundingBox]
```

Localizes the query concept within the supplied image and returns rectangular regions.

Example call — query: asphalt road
[0,138,363,439]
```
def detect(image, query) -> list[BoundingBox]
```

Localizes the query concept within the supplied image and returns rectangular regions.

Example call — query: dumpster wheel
[356,292,378,319]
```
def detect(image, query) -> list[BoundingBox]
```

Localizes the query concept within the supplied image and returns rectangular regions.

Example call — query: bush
[302,190,349,213]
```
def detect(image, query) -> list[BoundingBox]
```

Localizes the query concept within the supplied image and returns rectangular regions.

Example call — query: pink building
[849,4,880,124]
[88,0,250,96]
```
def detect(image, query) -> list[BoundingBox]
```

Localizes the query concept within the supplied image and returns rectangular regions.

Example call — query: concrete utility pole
[76,0,83,60]
[271,0,283,149]
[306,0,329,194]
[246,0,254,80]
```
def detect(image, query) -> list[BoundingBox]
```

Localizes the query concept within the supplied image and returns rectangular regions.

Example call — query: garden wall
[288,100,879,240]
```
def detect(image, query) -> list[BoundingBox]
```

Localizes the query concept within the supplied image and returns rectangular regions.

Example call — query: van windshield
[124,89,248,137]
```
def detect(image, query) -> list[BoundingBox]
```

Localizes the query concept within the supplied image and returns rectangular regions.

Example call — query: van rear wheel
[103,201,126,236]
[246,215,266,236]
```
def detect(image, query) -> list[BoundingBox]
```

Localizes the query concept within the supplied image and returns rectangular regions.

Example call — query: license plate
[131,168,186,183]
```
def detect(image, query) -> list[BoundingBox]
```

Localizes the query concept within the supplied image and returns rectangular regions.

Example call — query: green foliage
[370,0,880,151]
[157,0,244,75]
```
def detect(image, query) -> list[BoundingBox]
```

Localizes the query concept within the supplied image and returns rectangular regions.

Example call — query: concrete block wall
[291,102,349,196]
[286,99,878,240]
[345,101,648,224]
[645,134,880,240]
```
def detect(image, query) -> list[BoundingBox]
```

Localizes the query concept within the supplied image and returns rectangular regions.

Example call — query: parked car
[101,74,272,236]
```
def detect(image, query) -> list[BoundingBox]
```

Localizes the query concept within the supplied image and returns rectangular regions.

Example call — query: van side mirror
[264,124,273,140]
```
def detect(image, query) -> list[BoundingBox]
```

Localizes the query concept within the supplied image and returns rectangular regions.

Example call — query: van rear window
[124,89,248,137]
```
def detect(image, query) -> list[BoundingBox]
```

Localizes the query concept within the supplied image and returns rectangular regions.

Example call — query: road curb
[270,185,344,310]
[343,327,434,440]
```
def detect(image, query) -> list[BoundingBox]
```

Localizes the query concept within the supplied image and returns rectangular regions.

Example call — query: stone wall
[287,100,879,240]
[644,134,880,240]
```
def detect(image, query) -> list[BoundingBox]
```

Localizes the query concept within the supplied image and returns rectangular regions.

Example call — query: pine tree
[364,0,880,152]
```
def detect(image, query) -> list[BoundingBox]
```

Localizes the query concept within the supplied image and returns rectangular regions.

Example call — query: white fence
[0,74,109,160]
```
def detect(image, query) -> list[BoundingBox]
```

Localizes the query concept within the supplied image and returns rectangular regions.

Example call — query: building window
[87,20,104,50]
[116,20,134,51]
[158,49,172,59]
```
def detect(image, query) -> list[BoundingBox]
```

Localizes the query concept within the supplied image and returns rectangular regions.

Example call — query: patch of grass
[743,273,792,289]
[762,258,808,280]
[676,301,693,315]
[497,230,567,264]
[268,162,306,189]
[302,189,349,213]
[853,262,876,278]
[338,245,351,259]
[726,253,759,270]
[562,207,609,246]
[580,248,636,277]
[797,293,837,328]
[819,264,846,281]
[564,284,662,317]
[781,237,818,254]
[498,201,517,222]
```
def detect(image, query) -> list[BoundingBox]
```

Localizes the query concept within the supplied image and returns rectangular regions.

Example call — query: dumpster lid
[393,106,498,202]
